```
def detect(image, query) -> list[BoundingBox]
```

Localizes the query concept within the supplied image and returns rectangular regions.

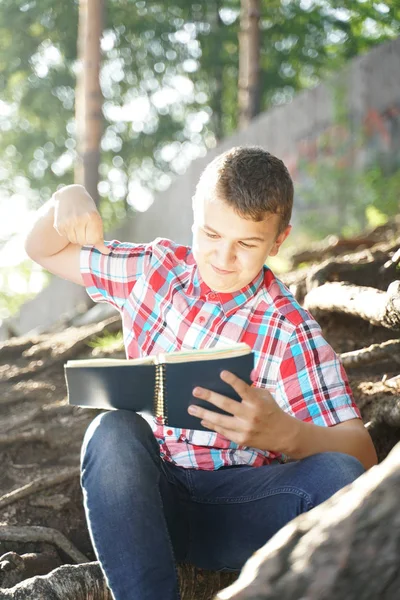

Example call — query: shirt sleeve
[276,319,362,426]
[80,239,154,312]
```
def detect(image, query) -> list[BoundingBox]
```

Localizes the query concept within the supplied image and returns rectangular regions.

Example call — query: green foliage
[365,205,388,228]
[295,160,400,240]
[1,0,398,205]
[86,330,124,352]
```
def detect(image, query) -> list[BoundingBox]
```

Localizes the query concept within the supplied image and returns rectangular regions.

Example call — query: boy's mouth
[212,265,234,275]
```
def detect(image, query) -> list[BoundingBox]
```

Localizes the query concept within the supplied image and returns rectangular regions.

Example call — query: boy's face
[192,193,291,293]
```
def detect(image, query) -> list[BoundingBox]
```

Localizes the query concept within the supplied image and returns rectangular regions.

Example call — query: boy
[25,146,377,600]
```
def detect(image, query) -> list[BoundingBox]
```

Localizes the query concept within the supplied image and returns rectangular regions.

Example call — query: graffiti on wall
[285,102,400,180]
[282,102,400,237]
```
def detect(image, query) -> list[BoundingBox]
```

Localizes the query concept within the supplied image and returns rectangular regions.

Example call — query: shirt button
[208,292,217,300]
[198,316,205,324]
[166,429,173,436]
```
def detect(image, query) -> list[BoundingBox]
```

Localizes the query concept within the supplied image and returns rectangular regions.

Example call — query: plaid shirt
[80,237,361,470]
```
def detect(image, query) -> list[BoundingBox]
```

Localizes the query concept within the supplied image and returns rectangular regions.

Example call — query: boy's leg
[80,410,189,600]
[173,452,365,571]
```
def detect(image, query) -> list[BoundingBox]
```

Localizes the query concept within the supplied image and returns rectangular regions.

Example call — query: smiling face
[192,194,291,293]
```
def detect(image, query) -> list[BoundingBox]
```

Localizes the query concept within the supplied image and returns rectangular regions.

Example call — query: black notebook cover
[165,354,254,429]
[65,352,254,431]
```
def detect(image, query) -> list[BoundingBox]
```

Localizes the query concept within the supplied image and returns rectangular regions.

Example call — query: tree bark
[0,562,111,600]
[209,0,224,143]
[0,561,238,600]
[238,0,261,128]
[216,441,400,600]
[304,281,400,330]
[75,0,104,205]
[0,552,61,589]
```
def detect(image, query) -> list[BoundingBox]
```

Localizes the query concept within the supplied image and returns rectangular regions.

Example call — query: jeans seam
[185,467,196,496]
[180,469,197,565]
[188,486,314,509]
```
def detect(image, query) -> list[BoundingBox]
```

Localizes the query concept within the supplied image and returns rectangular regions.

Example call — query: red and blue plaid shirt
[80,237,361,470]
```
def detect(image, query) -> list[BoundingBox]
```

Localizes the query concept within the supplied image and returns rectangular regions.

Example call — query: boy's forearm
[24,198,70,259]
[282,414,377,471]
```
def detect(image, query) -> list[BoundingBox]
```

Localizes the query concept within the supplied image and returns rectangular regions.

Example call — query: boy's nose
[216,245,236,268]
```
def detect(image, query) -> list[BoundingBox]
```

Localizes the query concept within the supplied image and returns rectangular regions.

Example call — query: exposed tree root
[304,281,400,330]
[340,339,400,368]
[0,526,88,564]
[0,468,79,510]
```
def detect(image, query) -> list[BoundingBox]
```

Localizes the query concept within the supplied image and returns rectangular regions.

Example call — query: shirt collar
[185,258,265,317]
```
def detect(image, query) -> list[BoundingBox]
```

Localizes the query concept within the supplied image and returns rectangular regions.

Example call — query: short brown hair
[194,146,293,235]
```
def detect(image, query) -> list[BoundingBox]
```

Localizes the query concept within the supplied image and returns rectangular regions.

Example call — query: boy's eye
[205,232,219,239]
[239,241,255,249]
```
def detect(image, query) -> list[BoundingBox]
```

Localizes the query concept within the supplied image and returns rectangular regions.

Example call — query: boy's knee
[313,451,364,481]
[303,451,365,505]
[329,451,365,485]
[81,410,156,460]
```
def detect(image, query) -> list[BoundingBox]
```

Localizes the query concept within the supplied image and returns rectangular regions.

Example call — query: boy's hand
[52,184,110,254]
[188,371,296,453]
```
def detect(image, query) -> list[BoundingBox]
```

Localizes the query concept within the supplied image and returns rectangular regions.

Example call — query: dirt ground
[0,309,399,566]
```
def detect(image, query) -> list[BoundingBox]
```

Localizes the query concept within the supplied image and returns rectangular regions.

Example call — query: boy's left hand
[188,370,295,452]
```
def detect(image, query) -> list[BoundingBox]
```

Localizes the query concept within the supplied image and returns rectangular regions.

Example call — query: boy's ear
[269,225,292,257]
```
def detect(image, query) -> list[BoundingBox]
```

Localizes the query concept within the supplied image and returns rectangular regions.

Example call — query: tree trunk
[216,441,400,600]
[209,0,224,142]
[75,0,104,206]
[238,0,261,129]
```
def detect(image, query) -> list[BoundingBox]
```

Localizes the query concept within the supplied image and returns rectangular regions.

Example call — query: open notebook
[64,343,254,431]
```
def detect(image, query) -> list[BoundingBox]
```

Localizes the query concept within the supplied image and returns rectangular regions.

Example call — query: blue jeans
[80,410,365,600]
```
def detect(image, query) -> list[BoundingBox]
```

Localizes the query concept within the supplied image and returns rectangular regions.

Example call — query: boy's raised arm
[24,184,110,287]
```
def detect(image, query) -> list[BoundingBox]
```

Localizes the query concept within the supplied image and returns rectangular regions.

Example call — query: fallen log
[216,440,400,600]
[304,281,400,330]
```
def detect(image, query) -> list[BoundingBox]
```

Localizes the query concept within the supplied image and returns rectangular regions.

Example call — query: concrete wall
[7,36,400,337]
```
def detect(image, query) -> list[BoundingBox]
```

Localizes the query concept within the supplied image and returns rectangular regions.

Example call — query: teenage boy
[25,146,377,600]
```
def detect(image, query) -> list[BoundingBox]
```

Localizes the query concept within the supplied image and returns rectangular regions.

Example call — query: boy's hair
[194,146,293,235]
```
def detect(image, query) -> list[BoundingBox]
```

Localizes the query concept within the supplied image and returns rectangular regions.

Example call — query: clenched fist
[52,184,110,254]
